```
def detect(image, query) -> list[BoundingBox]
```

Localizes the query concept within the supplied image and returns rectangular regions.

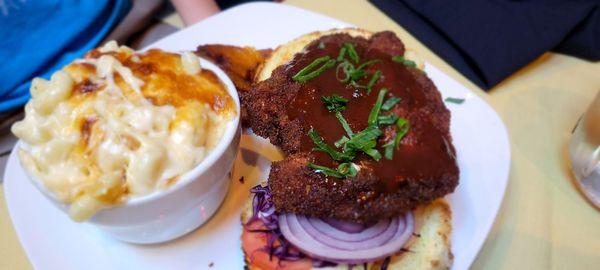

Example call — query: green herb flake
[318,42,325,49]
[335,62,350,82]
[343,126,383,161]
[337,46,347,62]
[335,59,381,91]
[382,96,401,111]
[308,162,358,178]
[367,88,388,127]
[334,136,350,148]
[378,114,399,125]
[308,128,354,162]
[383,142,395,160]
[321,95,354,137]
[382,118,410,160]
[335,111,354,137]
[444,97,465,104]
[308,162,344,178]
[342,43,360,63]
[321,95,348,112]
[337,162,358,178]
[357,59,381,70]
[392,55,417,68]
[364,148,382,161]
[393,118,410,147]
[292,56,336,82]
[366,70,382,94]
[344,126,382,150]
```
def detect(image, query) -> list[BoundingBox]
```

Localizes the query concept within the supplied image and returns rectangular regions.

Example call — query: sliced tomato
[242,221,313,270]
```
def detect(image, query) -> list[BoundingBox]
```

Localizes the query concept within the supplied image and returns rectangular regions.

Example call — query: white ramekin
[17,57,241,244]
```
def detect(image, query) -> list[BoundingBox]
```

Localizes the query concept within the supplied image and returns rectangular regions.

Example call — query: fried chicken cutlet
[243,30,459,223]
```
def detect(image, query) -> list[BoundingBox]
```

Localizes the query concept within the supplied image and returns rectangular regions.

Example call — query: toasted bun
[242,195,452,270]
[256,28,370,82]
[255,28,424,83]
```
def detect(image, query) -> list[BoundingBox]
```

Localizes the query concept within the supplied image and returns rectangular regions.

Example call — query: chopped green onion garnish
[335,59,381,91]
[321,95,348,112]
[321,95,353,137]
[366,70,381,94]
[318,42,325,49]
[392,55,417,68]
[308,162,358,178]
[343,125,383,161]
[336,43,360,63]
[334,136,350,148]
[308,128,354,162]
[382,96,400,111]
[342,43,359,63]
[308,162,344,178]
[350,80,366,89]
[445,97,465,104]
[335,62,350,82]
[383,142,395,160]
[336,60,366,83]
[364,148,382,161]
[393,117,410,147]
[337,46,347,62]
[335,111,354,137]
[356,59,381,70]
[344,126,382,150]
[345,61,367,82]
[378,114,399,125]
[367,88,387,127]
[337,162,358,177]
[293,56,336,82]
[382,117,410,160]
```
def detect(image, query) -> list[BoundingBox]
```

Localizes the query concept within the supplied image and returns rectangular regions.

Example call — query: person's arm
[170,0,220,26]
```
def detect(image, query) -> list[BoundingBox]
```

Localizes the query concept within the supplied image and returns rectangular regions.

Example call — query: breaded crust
[244,29,458,223]
[241,195,453,270]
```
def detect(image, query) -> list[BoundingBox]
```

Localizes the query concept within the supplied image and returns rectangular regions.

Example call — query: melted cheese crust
[12,42,235,221]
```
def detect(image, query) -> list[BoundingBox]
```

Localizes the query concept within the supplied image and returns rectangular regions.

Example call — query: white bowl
[17,57,241,244]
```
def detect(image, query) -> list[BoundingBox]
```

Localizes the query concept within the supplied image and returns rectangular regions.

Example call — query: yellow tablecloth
[1,0,598,269]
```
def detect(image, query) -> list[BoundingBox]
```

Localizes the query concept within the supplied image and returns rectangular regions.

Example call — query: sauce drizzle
[285,37,458,192]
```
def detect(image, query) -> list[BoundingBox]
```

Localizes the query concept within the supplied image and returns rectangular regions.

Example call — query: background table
[1,0,599,269]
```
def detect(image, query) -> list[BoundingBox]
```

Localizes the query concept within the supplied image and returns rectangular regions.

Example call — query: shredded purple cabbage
[312,260,338,268]
[380,257,391,270]
[246,185,395,269]
[245,185,337,267]
[247,185,279,230]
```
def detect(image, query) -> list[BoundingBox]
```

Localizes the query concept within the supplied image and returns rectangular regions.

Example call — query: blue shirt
[0,0,131,112]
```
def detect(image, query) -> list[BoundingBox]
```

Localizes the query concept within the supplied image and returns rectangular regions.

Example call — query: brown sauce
[285,38,458,192]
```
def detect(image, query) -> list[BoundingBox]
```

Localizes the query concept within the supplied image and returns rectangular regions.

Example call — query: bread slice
[241,194,453,270]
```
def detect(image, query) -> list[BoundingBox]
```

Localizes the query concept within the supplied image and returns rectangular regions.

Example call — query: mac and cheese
[12,42,235,221]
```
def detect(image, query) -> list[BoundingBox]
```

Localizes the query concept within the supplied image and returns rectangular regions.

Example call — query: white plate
[4,3,510,270]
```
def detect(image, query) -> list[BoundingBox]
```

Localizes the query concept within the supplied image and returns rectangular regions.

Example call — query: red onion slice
[298,215,401,250]
[279,212,414,264]
[307,217,391,242]
[322,218,366,233]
